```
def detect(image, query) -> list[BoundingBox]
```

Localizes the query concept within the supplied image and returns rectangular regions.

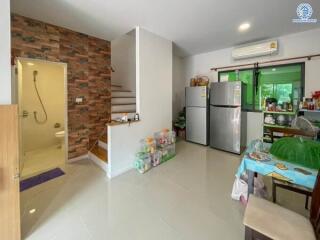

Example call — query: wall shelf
[263,110,298,142]
[263,137,272,143]
[263,124,295,129]
[263,111,296,115]
[299,109,320,113]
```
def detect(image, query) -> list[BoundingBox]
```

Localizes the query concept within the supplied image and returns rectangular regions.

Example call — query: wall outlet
[75,97,84,104]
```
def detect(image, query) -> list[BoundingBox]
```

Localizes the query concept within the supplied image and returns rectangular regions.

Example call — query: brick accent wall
[11,14,111,159]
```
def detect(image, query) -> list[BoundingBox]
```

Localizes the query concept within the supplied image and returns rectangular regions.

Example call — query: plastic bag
[231,174,267,203]
[231,177,248,201]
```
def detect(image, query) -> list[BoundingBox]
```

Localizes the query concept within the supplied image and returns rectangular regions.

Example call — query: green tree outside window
[219,64,303,111]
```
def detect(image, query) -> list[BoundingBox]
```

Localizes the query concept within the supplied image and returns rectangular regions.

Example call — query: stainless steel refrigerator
[209,81,247,154]
[185,86,208,145]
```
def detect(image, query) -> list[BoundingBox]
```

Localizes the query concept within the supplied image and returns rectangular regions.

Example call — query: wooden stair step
[112,91,136,98]
[112,96,136,99]
[112,89,132,92]
[91,145,107,163]
[112,103,136,106]
[100,134,107,143]
[111,112,136,120]
[112,110,136,114]
[112,97,136,105]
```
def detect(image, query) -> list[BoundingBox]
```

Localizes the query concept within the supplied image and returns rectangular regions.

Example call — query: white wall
[183,28,320,88]
[111,30,136,91]
[137,28,172,127]
[305,58,320,98]
[179,28,320,143]
[108,27,172,178]
[20,60,65,152]
[0,0,11,104]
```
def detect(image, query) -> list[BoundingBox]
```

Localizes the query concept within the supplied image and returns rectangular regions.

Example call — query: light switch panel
[75,97,83,103]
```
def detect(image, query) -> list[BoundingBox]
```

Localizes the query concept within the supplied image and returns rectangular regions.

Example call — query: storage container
[154,129,176,148]
[160,144,176,162]
[134,152,152,173]
[140,137,156,153]
[135,130,176,174]
[151,150,162,167]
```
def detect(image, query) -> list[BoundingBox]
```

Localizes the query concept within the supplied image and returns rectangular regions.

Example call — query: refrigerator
[185,86,209,145]
[209,81,247,154]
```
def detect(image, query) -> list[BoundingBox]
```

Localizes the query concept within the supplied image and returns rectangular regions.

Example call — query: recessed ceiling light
[27,62,35,66]
[238,23,251,32]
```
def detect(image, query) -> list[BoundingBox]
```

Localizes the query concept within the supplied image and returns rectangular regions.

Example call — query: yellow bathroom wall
[20,60,65,152]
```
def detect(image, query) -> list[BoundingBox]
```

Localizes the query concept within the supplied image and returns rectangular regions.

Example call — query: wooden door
[0,105,21,240]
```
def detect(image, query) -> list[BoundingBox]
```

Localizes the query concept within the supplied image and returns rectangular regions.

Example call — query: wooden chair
[272,177,312,209]
[267,126,316,209]
[243,172,320,240]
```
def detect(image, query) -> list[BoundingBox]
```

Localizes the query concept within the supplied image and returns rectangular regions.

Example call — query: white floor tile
[21,141,308,240]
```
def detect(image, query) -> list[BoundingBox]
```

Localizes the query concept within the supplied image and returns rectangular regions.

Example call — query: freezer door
[186,107,207,145]
[210,81,241,106]
[186,86,208,107]
[210,106,241,153]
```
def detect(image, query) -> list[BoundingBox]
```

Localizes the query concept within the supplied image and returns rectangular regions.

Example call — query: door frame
[13,57,69,164]
[0,105,21,240]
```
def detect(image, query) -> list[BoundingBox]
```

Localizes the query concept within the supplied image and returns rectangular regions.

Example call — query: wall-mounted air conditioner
[232,40,278,60]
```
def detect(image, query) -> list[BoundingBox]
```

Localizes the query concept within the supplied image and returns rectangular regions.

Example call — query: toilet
[55,130,65,149]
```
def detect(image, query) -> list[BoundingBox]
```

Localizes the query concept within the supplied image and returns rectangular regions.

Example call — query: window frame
[218,62,305,112]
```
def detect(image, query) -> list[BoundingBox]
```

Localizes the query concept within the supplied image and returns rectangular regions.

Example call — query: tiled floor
[21,145,66,179]
[21,141,308,240]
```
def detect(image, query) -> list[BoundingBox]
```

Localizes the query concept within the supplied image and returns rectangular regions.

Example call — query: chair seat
[243,195,315,240]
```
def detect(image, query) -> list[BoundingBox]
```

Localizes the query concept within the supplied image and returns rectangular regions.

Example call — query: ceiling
[11,0,320,57]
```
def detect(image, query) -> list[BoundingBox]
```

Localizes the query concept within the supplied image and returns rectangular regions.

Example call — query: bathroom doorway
[13,58,68,179]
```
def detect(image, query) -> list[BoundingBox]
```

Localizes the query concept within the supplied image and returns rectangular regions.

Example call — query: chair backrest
[310,171,320,239]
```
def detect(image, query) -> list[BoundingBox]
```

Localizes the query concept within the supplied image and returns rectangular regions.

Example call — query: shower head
[33,70,38,81]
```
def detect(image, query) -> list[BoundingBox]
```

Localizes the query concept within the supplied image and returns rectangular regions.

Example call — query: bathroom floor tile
[21,145,65,179]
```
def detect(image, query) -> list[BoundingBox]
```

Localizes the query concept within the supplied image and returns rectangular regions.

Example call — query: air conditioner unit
[232,40,278,60]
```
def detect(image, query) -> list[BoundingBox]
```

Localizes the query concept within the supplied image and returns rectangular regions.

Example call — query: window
[218,63,304,111]
[255,64,303,111]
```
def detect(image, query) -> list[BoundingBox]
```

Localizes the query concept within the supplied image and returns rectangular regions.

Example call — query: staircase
[111,84,136,120]
[88,133,108,172]
[89,84,136,172]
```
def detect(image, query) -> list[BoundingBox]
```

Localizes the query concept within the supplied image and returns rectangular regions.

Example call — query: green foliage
[174,108,186,129]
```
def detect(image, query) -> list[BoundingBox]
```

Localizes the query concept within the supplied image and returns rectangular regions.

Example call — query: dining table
[236,141,318,199]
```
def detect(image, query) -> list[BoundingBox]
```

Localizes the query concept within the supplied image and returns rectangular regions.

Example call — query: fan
[291,116,318,140]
